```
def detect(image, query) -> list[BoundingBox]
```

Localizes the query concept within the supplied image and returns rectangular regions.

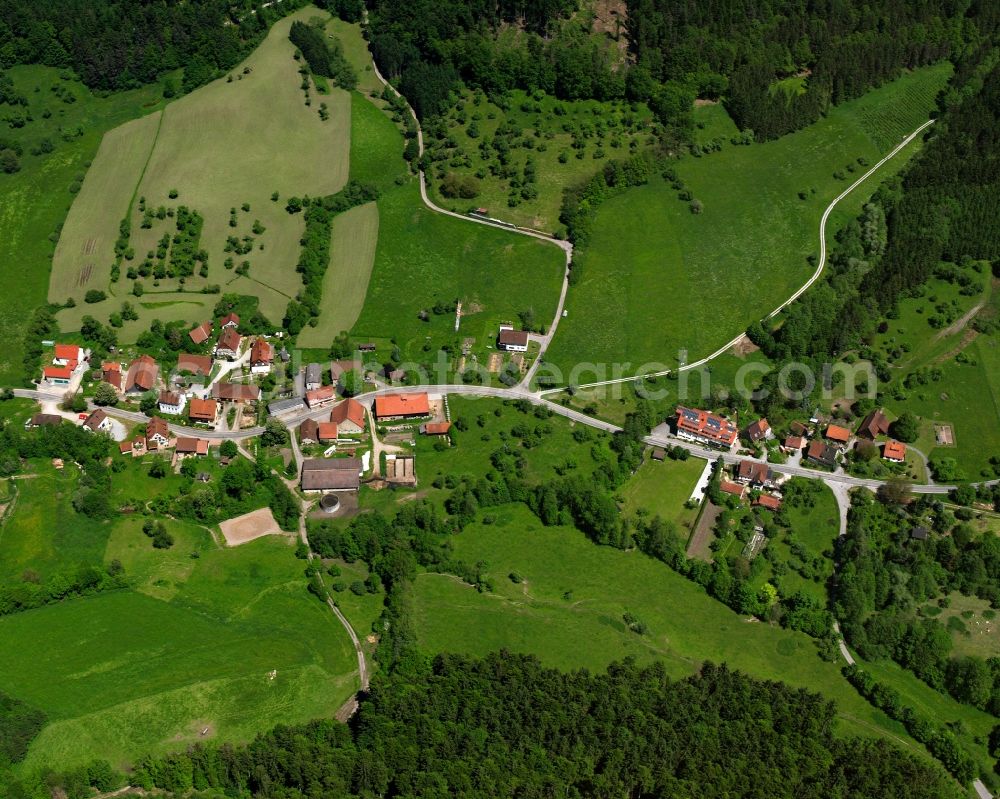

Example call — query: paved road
[11,386,972,494]
[540,118,938,394]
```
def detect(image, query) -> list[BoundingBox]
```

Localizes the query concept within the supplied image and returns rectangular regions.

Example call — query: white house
[82,408,113,433]
[497,323,529,352]
[158,390,186,415]
[250,338,273,374]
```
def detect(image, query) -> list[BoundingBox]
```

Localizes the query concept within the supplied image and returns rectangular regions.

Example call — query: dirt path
[933,301,984,342]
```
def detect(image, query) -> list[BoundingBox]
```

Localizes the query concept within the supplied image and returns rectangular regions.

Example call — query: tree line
[0,0,306,94]
[106,655,961,798]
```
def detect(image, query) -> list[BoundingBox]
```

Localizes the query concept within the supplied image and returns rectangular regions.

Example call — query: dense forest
[105,656,961,798]
[0,0,304,93]
[366,0,999,139]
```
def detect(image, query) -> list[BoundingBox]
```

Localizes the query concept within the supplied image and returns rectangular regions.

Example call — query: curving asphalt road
[540,118,938,394]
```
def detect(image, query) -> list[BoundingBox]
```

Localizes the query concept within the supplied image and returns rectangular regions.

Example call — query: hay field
[53,7,351,334]
[48,112,162,304]
[297,201,379,347]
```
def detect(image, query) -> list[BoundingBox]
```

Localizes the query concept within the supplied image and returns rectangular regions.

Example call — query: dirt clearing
[219,507,284,546]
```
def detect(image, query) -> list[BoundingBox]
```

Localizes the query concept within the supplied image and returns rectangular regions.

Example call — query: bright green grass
[410,504,923,749]
[619,455,706,532]
[766,482,839,604]
[424,88,656,233]
[692,102,740,145]
[927,593,999,660]
[885,336,1000,480]
[326,18,383,96]
[0,66,166,384]
[0,398,42,426]
[348,92,407,192]
[1,534,361,772]
[546,64,952,379]
[858,652,996,775]
[297,201,379,347]
[352,179,565,362]
[51,8,351,334]
[0,465,111,582]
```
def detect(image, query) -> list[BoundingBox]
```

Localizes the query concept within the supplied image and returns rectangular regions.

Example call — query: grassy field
[410,503,929,749]
[423,89,657,232]
[0,456,368,771]
[0,65,167,384]
[619,455,705,532]
[52,8,351,332]
[545,64,952,379]
[297,201,379,348]
[325,18,383,97]
[352,177,564,363]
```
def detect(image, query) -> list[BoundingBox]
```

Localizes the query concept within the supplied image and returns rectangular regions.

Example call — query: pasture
[410,504,926,748]
[0,457,368,771]
[545,64,952,379]
[53,8,351,335]
[351,180,565,363]
[297,201,379,348]
[0,65,165,384]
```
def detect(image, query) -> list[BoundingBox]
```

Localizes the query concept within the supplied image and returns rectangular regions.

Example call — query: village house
[735,459,776,488]
[188,320,213,345]
[744,418,772,443]
[219,313,240,329]
[754,494,782,511]
[497,323,529,353]
[211,382,260,403]
[25,413,63,429]
[53,343,86,367]
[420,421,452,436]
[304,363,323,391]
[175,437,209,457]
[824,424,851,449]
[158,390,186,415]
[782,435,805,454]
[857,409,890,440]
[807,440,838,469]
[176,353,213,377]
[101,361,122,391]
[188,398,218,424]
[119,437,145,457]
[910,525,929,541]
[299,419,320,444]
[675,406,739,448]
[268,396,306,417]
[145,417,170,450]
[330,398,366,434]
[789,421,809,437]
[882,440,907,463]
[374,392,430,420]
[82,408,113,433]
[300,457,362,493]
[317,422,339,443]
[331,359,361,381]
[214,327,242,361]
[719,480,746,500]
[124,355,159,395]
[42,364,74,386]
[305,384,336,409]
[249,338,274,374]
[650,447,667,461]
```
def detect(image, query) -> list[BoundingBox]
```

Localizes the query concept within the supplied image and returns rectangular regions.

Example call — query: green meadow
[0,456,369,771]
[411,504,924,749]
[545,64,952,379]
[618,454,706,531]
